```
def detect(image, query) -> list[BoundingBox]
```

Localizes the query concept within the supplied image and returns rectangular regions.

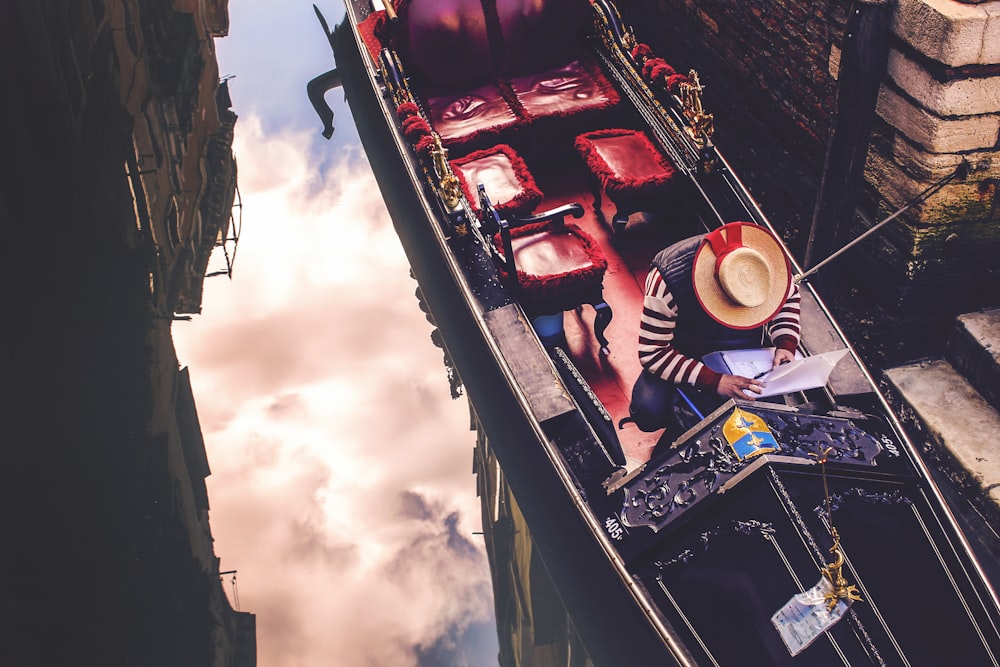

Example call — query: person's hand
[773,348,796,368]
[717,374,764,400]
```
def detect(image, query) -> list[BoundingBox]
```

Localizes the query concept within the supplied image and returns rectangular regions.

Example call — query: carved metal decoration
[758,409,882,464]
[621,405,884,534]
[430,134,462,210]
[821,531,864,611]
[678,70,714,146]
[767,467,887,663]
[815,487,912,524]
[653,519,777,571]
[622,434,744,531]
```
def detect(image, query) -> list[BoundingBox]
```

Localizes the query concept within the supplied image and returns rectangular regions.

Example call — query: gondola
[308,1,1000,664]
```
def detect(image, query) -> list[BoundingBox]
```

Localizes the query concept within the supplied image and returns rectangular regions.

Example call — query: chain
[769,467,886,665]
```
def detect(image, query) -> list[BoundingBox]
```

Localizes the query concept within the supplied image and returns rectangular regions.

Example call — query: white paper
[714,348,848,398]
[757,349,849,397]
[718,347,801,380]
[772,576,851,656]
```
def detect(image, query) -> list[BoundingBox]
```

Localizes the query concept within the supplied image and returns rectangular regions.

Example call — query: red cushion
[425,84,520,144]
[495,221,607,302]
[513,228,594,276]
[452,145,543,216]
[575,129,677,196]
[397,0,592,90]
[510,59,619,119]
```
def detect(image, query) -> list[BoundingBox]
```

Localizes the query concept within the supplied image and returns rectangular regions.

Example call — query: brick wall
[620,0,849,255]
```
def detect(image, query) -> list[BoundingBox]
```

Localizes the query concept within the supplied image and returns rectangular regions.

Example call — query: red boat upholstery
[509,59,618,121]
[575,128,679,236]
[395,0,494,92]
[424,84,520,146]
[452,144,543,216]
[393,0,620,150]
[489,202,613,354]
[502,222,603,294]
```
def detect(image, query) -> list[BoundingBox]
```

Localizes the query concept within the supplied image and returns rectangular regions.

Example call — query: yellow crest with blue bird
[722,407,779,461]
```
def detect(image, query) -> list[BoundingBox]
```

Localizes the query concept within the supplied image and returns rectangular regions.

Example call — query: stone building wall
[623,0,1000,356]
[109,0,239,316]
[1,1,252,664]
[867,0,1000,314]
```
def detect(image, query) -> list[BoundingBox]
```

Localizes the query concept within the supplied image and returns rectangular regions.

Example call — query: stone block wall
[866,0,1000,314]
[623,0,1000,329]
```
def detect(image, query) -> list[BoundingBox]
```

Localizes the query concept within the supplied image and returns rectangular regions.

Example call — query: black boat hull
[318,1,1000,663]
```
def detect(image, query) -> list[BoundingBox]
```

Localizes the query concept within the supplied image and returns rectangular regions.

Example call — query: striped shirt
[638,267,801,390]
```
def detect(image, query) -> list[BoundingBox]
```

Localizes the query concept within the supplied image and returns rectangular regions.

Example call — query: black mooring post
[803,0,894,291]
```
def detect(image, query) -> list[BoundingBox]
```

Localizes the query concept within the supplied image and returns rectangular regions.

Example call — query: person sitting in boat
[625,221,801,434]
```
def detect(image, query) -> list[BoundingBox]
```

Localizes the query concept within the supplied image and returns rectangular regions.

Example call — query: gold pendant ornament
[821,528,863,611]
[814,447,863,611]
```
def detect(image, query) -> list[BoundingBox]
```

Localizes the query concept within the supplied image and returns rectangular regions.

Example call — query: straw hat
[692,222,792,330]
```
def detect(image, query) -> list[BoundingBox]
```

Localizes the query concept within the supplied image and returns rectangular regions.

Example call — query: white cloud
[173,115,495,666]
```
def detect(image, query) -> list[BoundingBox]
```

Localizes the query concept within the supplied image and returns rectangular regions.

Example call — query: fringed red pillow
[398,113,435,156]
[631,42,691,95]
[493,220,607,304]
[575,128,677,197]
[631,43,653,62]
[452,144,542,216]
[665,73,690,95]
[510,58,620,122]
[396,102,420,120]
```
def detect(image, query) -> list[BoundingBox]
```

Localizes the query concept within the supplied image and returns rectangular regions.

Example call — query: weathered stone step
[947,308,1000,412]
[883,359,1000,518]
[883,359,1000,583]
[885,361,1000,507]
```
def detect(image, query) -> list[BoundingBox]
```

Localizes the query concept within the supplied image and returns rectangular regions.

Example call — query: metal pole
[796,163,967,284]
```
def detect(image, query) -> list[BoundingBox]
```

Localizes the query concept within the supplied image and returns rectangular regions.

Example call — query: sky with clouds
[171,3,499,665]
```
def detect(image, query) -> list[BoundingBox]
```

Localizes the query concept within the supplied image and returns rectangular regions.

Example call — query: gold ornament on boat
[679,70,714,147]
[384,0,398,22]
[821,529,863,611]
[622,31,636,52]
[430,134,462,209]
[813,447,863,611]
[591,0,635,53]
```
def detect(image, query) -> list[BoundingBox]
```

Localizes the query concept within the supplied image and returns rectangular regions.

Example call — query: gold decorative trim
[678,70,714,147]
[430,134,462,210]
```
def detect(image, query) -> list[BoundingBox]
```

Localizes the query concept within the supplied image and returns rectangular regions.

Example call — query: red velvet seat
[510,59,618,120]
[425,84,520,145]
[452,145,543,217]
[479,188,613,354]
[395,0,620,149]
[575,128,678,236]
